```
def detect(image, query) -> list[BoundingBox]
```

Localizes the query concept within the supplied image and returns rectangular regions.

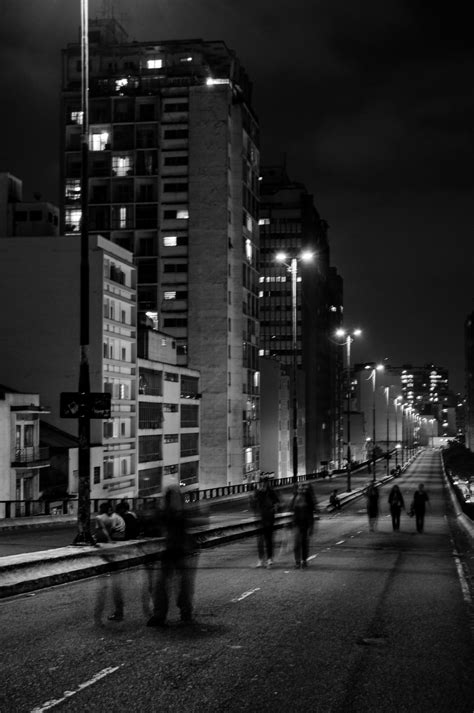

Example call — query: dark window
[15,211,27,222]
[181,375,199,398]
[139,435,162,462]
[30,211,42,221]
[180,432,199,457]
[181,404,199,428]
[139,402,163,429]
[163,182,188,193]
[138,466,162,496]
[179,460,199,486]
[163,129,188,140]
[93,466,101,484]
[113,124,135,150]
[164,372,179,382]
[163,103,189,113]
[163,210,177,219]
[136,204,157,229]
[163,318,188,328]
[139,369,162,396]
[163,263,188,273]
[164,434,179,443]
[164,156,188,166]
[138,103,156,121]
[137,259,157,283]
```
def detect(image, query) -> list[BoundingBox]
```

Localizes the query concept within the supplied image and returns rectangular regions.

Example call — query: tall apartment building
[401,363,456,438]
[259,166,342,474]
[465,313,474,450]
[61,20,260,487]
[0,235,137,498]
[0,172,59,238]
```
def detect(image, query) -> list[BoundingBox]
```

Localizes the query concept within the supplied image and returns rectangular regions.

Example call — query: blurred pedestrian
[251,476,280,567]
[388,484,405,531]
[329,489,341,510]
[365,483,379,532]
[290,483,317,568]
[147,485,204,627]
[412,483,430,533]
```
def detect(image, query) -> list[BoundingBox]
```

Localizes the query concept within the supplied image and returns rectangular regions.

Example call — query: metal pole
[74,0,94,545]
[394,402,398,468]
[372,370,376,481]
[291,258,298,483]
[346,337,352,492]
[385,387,390,477]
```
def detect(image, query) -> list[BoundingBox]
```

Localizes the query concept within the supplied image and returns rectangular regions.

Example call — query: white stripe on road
[231,587,260,603]
[307,554,318,561]
[30,666,123,712]
[335,540,345,545]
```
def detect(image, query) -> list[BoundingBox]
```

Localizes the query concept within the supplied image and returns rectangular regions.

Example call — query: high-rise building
[258,166,342,474]
[465,313,474,449]
[0,172,59,238]
[61,20,260,487]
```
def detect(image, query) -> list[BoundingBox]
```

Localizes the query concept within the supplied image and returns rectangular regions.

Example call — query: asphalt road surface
[1,450,473,712]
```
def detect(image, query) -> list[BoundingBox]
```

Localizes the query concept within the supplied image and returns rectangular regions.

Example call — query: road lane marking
[336,540,345,545]
[307,554,318,561]
[231,587,260,603]
[30,666,123,712]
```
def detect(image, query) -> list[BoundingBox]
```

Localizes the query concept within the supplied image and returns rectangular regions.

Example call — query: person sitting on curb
[329,489,341,510]
[94,503,126,543]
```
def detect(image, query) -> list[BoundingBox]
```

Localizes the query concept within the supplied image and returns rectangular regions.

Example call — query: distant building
[61,19,260,487]
[465,313,474,450]
[259,165,343,474]
[0,235,136,498]
[0,386,50,517]
[137,328,200,496]
[0,172,59,238]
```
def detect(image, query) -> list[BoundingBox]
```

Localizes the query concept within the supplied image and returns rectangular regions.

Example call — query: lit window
[164,291,177,300]
[258,291,263,298]
[147,59,163,69]
[71,111,83,125]
[206,77,230,86]
[163,235,177,247]
[259,349,265,356]
[112,155,132,177]
[65,208,81,233]
[119,206,127,229]
[330,305,337,312]
[258,218,270,226]
[65,179,81,201]
[259,276,265,283]
[177,209,189,220]
[90,131,109,151]
[246,214,252,232]
[245,238,252,262]
[180,56,193,63]
[115,78,128,92]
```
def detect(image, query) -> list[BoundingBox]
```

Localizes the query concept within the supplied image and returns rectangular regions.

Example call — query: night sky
[1,0,473,391]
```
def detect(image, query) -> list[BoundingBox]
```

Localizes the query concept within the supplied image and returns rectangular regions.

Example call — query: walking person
[290,484,318,568]
[365,483,379,532]
[412,483,430,533]
[329,489,341,510]
[388,484,405,531]
[251,476,280,567]
[147,485,202,627]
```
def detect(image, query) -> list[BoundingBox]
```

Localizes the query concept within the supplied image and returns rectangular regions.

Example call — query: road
[1,450,473,712]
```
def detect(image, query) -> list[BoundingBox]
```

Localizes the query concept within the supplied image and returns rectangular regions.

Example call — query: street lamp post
[275,251,313,483]
[335,328,362,492]
[394,396,402,467]
[384,386,390,477]
[366,364,384,481]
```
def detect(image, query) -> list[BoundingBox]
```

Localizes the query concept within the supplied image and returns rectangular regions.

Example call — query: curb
[440,452,474,543]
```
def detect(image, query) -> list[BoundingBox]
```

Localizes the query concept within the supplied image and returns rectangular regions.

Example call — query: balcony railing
[12,447,50,465]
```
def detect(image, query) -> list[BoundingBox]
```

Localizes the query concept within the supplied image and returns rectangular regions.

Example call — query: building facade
[465,313,474,450]
[259,166,342,475]
[0,235,137,498]
[61,20,260,487]
[0,172,59,238]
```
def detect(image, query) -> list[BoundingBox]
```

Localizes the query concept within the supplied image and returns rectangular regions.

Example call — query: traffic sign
[60,392,111,419]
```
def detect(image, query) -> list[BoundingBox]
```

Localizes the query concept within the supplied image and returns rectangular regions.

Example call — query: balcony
[12,447,50,467]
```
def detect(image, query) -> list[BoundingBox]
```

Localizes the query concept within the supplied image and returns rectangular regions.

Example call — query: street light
[275,250,314,483]
[384,386,390,477]
[335,327,362,492]
[365,363,384,481]
[394,396,403,467]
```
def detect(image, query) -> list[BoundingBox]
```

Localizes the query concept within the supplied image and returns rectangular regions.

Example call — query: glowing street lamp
[365,363,384,481]
[335,328,362,492]
[275,251,314,483]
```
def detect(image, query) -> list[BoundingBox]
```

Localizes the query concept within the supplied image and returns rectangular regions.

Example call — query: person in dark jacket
[412,483,430,533]
[147,486,203,627]
[251,476,280,567]
[290,484,317,568]
[116,500,140,539]
[388,484,405,531]
[365,483,380,532]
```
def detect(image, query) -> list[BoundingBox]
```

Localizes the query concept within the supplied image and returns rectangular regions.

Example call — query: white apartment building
[138,328,200,496]
[0,387,50,517]
[0,235,137,498]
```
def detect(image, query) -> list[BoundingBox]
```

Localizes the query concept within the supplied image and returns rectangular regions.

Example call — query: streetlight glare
[335,329,346,337]
[275,252,287,262]
[353,328,362,336]
[300,250,314,262]
[376,364,384,371]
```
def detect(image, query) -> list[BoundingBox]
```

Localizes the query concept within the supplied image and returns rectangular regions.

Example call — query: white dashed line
[336,540,345,545]
[307,554,318,561]
[231,587,260,603]
[30,666,123,712]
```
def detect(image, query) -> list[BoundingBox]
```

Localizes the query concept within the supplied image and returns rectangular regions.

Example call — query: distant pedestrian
[251,476,280,567]
[365,483,379,532]
[388,484,405,531]
[329,489,341,510]
[147,486,205,627]
[412,483,430,533]
[116,500,140,539]
[290,484,317,568]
